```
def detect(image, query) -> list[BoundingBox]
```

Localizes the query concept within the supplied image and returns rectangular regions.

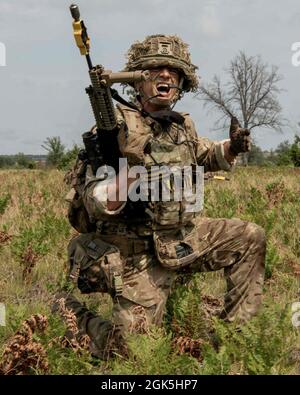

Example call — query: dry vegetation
[0,167,299,374]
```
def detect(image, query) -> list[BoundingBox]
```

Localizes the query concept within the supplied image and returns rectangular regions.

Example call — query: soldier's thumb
[230,116,240,131]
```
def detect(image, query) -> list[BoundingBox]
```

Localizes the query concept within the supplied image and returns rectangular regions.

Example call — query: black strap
[110,88,148,116]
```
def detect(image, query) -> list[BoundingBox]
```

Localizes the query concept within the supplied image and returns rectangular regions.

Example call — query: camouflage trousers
[66,216,266,359]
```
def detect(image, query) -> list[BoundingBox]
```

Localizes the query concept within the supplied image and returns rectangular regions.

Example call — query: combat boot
[52,291,114,359]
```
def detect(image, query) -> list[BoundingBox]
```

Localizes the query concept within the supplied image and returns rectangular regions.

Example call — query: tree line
[0,135,299,169]
[248,136,300,166]
[0,138,80,169]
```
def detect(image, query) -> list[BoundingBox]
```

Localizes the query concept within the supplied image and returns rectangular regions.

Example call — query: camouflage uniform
[64,35,266,359]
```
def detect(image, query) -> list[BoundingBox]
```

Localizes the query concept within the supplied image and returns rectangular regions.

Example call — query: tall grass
[0,167,299,374]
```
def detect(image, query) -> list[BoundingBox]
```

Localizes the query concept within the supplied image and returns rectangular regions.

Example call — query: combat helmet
[124,34,199,92]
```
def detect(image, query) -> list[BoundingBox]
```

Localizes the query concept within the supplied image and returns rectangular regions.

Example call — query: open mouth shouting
[156,83,173,97]
[140,67,180,109]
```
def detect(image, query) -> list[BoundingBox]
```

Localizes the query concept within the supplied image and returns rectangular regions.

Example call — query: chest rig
[117,104,199,229]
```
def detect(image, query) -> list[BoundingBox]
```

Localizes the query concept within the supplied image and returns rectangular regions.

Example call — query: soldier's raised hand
[229,117,251,155]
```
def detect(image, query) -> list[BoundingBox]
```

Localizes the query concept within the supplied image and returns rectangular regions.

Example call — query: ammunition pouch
[68,233,124,297]
[149,201,195,227]
[153,223,200,270]
[64,155,96,234]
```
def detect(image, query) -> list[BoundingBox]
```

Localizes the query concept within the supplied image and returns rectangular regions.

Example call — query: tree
[289,135,300,167]
[274,140,293,166]
[196,51,285,165]
[58,144,81,170]
[268,135,300,167]
[0,156,15,168]
[247,143,265,166]
[42,136,66,167]
[14,153,35,169]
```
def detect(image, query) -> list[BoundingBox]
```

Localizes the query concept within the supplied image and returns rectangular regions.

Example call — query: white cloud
[199,2,221,37]
[0,0,300,153]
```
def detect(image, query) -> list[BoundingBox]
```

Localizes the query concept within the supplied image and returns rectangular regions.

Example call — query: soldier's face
[138,67,180,109]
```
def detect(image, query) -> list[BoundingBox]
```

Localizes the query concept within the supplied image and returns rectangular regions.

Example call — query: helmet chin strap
[143,93,163,104]
[133,86,185,125]
[139,83,184,109]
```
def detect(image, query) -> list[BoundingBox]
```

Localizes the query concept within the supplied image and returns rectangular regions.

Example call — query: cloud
[199,2,221,37]
[0,129,18,141]
[0,0,300,154]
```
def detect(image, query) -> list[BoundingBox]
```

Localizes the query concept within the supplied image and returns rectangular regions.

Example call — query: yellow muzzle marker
[70,4,92,69]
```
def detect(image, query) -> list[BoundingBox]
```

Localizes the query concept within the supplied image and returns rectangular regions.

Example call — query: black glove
[229,117,251,155]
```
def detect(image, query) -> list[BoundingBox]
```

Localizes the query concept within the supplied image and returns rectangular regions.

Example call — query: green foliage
[1,167,299,375]
[0,155,46,169]
[290,135,300,167]
[265,242,281,279]
[239,187,276,235]
[11,214,70,260]
[201,306,296,375]
[14,153,34,169]
[41,314,100,375]
[279,203,300,257]
[110,327,202,375]
[204,187,238,218]
[0,194,10,215]
[42,136,66,167]
[248,143,265,166]
[166,275,212,340]
[0,156,15,168]
[57,144,81,170]
[42,137,81,170]
[273,136,300,167]
[274,140,293,166]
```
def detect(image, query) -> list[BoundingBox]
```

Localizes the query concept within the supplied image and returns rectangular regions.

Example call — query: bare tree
[42,136,66,167]
[196,51,286,165]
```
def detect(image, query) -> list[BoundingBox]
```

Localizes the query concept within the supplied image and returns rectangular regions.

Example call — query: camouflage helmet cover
[124,34,199,92]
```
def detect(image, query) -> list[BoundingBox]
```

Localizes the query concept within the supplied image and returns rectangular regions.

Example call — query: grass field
[0,167,299,375]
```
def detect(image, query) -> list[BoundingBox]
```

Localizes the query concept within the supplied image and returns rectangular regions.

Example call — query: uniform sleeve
[82,108,127,220]
[83,164,127,220]
[185,116,236,172]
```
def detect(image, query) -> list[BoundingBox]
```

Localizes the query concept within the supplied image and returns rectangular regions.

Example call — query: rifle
[69,4,149,172]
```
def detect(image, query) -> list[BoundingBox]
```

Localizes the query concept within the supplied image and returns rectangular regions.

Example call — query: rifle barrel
[70,4,80,21]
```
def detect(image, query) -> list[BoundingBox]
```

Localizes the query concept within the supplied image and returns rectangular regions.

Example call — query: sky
[0,0,299,154]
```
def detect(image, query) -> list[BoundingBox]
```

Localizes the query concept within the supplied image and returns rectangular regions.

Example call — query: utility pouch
[100,251,124,297]
[68,233,124,296]
[153,224,200,270]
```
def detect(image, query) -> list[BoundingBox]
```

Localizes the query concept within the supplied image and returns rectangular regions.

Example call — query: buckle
[113,274,123,296]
